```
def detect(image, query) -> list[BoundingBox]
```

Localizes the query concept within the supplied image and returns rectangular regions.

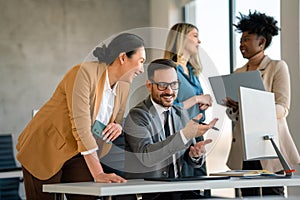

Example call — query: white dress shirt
[150,98,191,177]
[81,70,118,155]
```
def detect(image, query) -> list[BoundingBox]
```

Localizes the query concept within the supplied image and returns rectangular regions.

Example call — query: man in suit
[123,59,218,200]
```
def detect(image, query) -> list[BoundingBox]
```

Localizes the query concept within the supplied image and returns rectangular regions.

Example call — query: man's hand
[189,139,213,158]
[94,172,127,183]
[182,113,218,140]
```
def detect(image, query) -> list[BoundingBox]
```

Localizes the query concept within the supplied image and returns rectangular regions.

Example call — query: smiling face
[183,28,201,57]
[119,47,146,83]
[146,67,178,108]
[239,31,264,59]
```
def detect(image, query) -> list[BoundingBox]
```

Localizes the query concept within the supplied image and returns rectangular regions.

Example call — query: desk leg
[259,187,262,197]
[54,193,65,200]
[235,188,241,198]
[101,196,111,200]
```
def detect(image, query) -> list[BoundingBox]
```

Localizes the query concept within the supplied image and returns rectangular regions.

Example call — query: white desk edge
[43,176,300,197]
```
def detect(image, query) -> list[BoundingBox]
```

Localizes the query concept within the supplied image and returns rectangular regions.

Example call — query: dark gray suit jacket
[123,96,203,179]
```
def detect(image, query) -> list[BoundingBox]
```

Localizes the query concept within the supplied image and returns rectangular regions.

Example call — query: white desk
[0,170,23,179]
[43,176,300,200]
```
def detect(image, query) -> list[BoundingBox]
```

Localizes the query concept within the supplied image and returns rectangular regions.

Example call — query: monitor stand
[263,135,295,177]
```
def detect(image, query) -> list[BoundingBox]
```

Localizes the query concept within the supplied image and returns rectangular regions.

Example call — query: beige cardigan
[226,56,300,172]
[16,62,130,180]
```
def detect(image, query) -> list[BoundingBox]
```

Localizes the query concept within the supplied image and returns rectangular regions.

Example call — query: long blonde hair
[164,23,202,76]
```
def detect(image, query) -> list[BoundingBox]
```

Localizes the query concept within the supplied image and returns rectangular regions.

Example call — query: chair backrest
[0,134,17,170]
[0,134,21,200]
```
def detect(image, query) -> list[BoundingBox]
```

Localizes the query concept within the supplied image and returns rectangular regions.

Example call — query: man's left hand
[189,139,213,158]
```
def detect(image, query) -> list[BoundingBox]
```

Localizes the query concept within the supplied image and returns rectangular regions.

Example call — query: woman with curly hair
[226,11,300,196]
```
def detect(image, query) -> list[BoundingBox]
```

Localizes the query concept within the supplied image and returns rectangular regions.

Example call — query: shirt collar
[177,63,193,74]
[150,97,171,117]
[105,69,118,95]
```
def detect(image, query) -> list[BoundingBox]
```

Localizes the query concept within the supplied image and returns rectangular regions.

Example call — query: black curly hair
[234,10,280,49]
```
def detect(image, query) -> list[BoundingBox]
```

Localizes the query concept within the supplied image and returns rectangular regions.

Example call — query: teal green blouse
[174,64,205,122]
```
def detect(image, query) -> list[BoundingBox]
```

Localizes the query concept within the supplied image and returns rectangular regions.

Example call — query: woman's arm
[70,63,125,182]
[182,94,212,110]
[272,61,291,119]
[84,152,126,183]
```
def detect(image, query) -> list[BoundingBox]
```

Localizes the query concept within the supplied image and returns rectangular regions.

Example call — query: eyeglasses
[150,80,180,91]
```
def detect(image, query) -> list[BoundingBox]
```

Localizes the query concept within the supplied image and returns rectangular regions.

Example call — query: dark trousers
[22,154,98,200]
[241,160,284,197]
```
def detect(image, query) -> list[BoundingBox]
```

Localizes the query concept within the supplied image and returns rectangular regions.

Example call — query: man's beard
[152,93,176,108]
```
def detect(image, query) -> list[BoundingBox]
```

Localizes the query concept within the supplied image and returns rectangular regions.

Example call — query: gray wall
[282,0,300,161]
[282,0,300,196]
[0,0,150,135]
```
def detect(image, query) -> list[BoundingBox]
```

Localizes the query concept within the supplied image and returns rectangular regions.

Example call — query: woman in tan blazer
[226,11,300,197]
[16,33,146,200]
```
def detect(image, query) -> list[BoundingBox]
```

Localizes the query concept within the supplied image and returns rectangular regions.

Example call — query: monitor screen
[238,87,279,161]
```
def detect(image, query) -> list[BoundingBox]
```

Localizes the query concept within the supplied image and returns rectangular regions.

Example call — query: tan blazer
[227,56,300,172]
[16,62,130,180]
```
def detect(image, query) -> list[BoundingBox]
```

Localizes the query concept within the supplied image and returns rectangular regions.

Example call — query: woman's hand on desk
[94,172,127,183]
[84,152,126,183]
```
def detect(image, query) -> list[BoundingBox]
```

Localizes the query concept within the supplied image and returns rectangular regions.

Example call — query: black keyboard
[144,175,230,182]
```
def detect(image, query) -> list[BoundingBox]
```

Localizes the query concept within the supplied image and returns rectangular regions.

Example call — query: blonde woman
[164,23,212,198]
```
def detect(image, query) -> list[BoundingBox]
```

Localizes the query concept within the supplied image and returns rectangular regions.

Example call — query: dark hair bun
[93,33,144,65]
[93,45,108,63]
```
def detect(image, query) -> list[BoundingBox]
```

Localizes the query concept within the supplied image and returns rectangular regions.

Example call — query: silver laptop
[208,70,265,105]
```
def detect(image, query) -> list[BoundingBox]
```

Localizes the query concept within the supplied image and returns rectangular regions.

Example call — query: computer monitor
[238,87,294,176]
[238,87,279,161]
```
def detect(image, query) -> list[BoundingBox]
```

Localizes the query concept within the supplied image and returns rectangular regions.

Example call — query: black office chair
[0,134,22,200]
